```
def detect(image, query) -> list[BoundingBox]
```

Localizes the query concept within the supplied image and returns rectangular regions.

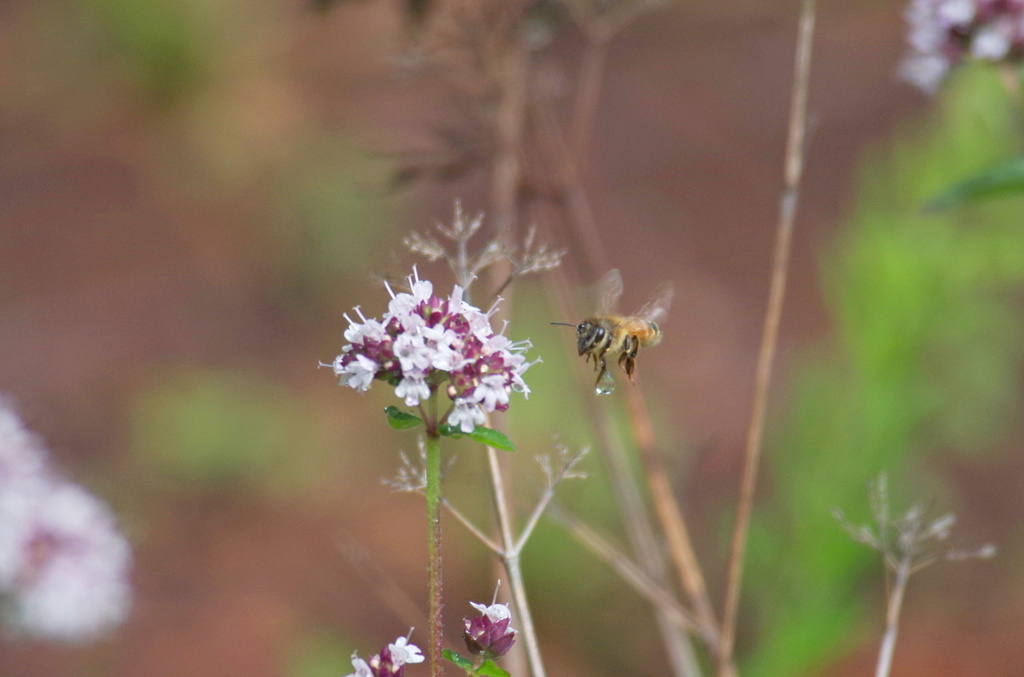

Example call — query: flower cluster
[0,400,131,642]
[463,601,517,660]
[327,269,535,433]
[345,635,424,677]
[901,0,1024,92]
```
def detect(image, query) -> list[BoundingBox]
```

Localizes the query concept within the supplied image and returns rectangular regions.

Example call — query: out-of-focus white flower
[901,0,1024,92]
[900,53,954,92]
[6,480,132,642]
[323,268,537,433]
[0,400,131,643]
[0,402,47,484]
[971,24,1013,59]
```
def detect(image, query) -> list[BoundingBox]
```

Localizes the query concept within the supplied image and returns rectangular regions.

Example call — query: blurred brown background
[2,0,1021,675]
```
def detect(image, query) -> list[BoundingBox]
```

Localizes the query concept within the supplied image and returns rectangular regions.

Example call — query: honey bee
[553,269,673,394]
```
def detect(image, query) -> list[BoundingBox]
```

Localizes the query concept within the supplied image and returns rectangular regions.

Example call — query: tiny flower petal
[388,636,425,665]
[469,601,513,623]
[344,354,380,391]
[449,398,485,434]
[395,376,431,407]
[344,654,374,677]
[475,374,510,412]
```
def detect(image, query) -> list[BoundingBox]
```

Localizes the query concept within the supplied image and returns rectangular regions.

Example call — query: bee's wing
[595,268,624,314]
[635,281,673,323]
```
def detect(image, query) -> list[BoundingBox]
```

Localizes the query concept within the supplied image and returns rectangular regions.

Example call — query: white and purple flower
[901,0,1024,92]
[463,601,517,660]
[325,269,537,433]
[344,634,425,677]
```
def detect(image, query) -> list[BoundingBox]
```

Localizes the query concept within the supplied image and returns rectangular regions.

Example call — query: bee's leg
[622,355,636,383]
[619,337,639,383]
[594,356,609,387]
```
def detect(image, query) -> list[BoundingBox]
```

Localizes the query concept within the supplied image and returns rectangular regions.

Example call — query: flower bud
[463,601,517,660]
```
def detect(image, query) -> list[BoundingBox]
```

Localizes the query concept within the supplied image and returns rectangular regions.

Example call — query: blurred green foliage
[132,370,334,495]
[744,67,1024,676]
[273,139,397,298]
[75,0,212,103]
[927,155,1024,211]
[288,631,356,677]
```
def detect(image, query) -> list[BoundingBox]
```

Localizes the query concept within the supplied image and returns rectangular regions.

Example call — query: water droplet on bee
[595,370,616,395]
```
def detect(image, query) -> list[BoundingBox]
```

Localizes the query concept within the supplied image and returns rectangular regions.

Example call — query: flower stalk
[425,406,444,677]
[327,267,540,677]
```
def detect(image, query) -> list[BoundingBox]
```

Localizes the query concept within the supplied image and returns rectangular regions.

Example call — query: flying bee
[553,269,673,395]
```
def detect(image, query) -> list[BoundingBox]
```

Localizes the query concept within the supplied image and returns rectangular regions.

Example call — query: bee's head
[551,320,606,354]
[576,320,606,354]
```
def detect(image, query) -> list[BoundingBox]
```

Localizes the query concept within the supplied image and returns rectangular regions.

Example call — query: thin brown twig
[534,76,609,286]
[482,439,546,677]
[623,383,719,650]
[874,554,911,677]
[569,39,607,171]
[716,1,817,674]
[513,448,587,553]
[440,497,505,554]
[490,14,528,239]
[568,0,670,171]
[549,505,701,634]
[335,534,430,631]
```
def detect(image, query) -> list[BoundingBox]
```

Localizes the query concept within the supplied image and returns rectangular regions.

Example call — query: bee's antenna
[550,322,577,328]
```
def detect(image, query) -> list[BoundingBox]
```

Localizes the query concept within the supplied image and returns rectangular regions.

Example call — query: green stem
[425,391,444,677]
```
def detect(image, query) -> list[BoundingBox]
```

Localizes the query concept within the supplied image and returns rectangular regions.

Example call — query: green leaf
[442,649,475,672]
[438,423,464,439]
[468,426,517,451]
[474,659,511,677]
[384,406,423,430]
[438,424,516,450]
[926,156,1024,211]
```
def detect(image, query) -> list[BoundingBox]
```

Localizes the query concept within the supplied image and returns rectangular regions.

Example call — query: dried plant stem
[716,1,817,674]
[336,535,430,633]
[484,444,547,677]
[535,75,609,280]
[569,1,666,167]
[623,384,718,648]
[569,39,607,170]
[491,33,528,238]
[551,506,700,634]
[440,498,503,554]
[874,554,912,677]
